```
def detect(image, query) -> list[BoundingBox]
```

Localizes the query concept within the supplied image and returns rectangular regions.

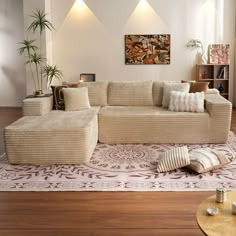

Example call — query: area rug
[1,132,236,191]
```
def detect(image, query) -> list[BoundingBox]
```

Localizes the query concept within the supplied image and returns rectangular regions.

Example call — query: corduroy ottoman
[4,110,98,164]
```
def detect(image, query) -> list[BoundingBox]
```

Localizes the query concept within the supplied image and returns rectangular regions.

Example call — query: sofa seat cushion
[4,107,100,164]
[98,106,210,143]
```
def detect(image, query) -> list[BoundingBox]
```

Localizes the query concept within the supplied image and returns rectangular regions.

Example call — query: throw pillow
[62,87,91,111]
[187,148,233,174]
[162,82,190,108]
[62,81,81,87]
[157,146,190,173]
[51,85,69,110]
[169,91,204,112]
[189,82,209,93]
[181,81,209,93]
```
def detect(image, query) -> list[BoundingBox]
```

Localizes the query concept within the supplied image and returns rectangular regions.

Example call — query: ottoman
[23,95,53,116]
[4,109,98,164]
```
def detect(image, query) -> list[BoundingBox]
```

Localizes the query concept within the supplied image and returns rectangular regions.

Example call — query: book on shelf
[217,66,226,79]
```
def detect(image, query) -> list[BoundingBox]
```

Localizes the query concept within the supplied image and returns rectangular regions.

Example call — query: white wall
[234,4,236,105]
[0,0,26,106]
[49,0,236,102]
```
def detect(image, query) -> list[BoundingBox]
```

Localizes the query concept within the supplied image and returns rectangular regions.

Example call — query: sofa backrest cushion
[79,81,108,106]
[153,81,164,106]
[108,81,153,106]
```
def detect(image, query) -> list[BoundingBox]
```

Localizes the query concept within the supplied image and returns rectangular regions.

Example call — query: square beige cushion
[62,87,91,111]
[157,146,190,172]
[108,81,153,106]
[162,82,190,108]
[187,148,233,173]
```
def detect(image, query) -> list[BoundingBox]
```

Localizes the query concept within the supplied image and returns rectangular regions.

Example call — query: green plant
[43,64,63,87]
[18,39,38,90]
[27,52,45,90]
[18,9,62,95]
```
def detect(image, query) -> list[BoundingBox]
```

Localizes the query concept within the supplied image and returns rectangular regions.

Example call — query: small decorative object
[218,83,224,93]
[209,44,230,64]
[186,39,207,64]
[232,202,236,214]
[125,34,170,65]
[207,207,220,216]
[216,187,227,203]
[80,73,96,82]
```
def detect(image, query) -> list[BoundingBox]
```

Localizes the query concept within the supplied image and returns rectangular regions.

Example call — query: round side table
[196,192,236,236]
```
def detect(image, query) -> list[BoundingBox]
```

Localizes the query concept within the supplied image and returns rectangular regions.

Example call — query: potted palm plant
[18,9,62,96]
[43,64,63,88]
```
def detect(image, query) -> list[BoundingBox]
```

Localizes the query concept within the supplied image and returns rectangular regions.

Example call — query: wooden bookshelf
[196,64,229,100]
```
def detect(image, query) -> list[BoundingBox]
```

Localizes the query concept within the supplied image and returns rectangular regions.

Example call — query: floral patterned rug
[1,132,236,191]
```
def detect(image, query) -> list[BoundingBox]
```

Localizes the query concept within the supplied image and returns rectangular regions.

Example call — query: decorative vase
[218,83,224,93]
[200,50,208,64]
[34,90,44,97]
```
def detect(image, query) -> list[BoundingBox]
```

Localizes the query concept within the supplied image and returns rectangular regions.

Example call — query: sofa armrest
[205,94,232,140]
[23,96,53,116]
[206,88,219,95]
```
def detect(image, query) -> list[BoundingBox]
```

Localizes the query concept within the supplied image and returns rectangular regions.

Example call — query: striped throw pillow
[157,146,190,172]
[187,148,232,173]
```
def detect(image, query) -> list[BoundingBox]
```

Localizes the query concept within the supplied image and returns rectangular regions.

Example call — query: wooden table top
[196,191,236,236]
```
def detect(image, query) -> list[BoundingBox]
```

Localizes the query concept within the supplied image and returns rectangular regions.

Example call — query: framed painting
[125,34,170,65]
[209,44,230,64]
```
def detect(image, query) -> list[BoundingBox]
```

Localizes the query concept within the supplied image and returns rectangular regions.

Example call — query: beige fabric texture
[79,81,108,106]
[98,106,213,144]
[4,108,100,164]
[153,81,164,106]
[108,81,153,106]
[187,148,232,173]
[63,87,91,111]
[205,94,232,143]
[162,82,190,108]
[169,91,204,112]
[23,96,53,116]
[156,146,190,172]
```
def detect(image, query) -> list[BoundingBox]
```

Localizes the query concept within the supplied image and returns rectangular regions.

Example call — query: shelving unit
[196,64,229,100]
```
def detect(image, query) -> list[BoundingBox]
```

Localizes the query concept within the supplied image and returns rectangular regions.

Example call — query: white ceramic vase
[200,50,208,64]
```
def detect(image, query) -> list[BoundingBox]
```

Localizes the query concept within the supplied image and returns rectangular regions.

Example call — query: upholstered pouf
[4,109,99,164]
[23,95,53,116]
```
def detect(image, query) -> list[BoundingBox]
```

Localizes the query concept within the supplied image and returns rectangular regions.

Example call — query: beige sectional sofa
[4,80,232,164]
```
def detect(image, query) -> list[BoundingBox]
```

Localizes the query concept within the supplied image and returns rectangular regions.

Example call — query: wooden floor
[0,107,235,236]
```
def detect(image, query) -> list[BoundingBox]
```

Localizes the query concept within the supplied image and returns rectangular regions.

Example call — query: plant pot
[34,90,44,97]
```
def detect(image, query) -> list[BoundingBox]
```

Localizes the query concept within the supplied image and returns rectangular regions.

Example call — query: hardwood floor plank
[0,229,203,236]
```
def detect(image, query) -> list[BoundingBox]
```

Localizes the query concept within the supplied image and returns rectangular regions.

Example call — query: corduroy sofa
[4,80,232,164]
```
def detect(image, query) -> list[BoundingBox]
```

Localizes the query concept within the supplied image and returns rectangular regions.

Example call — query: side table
[196,191,236,235]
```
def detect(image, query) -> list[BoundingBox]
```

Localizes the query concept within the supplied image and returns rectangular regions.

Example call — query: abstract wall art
[125,34,171,65]
[209,44,230,64]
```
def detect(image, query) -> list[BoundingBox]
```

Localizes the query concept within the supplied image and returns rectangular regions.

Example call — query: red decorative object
[209,44,229,64]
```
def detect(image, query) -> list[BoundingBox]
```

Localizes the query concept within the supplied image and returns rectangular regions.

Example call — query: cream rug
[1,132,236,191]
